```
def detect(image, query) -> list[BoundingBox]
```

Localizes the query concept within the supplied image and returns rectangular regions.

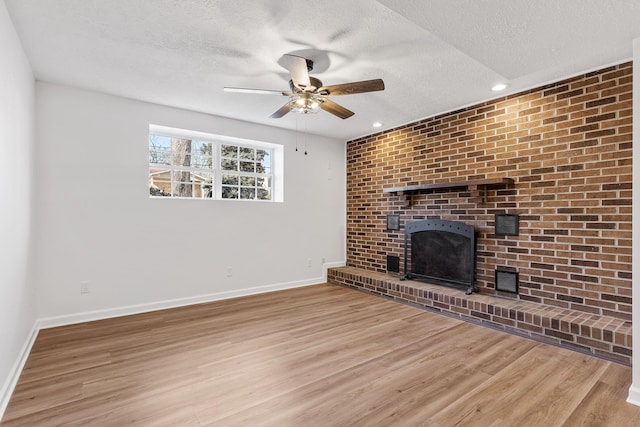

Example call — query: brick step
[328,266,631,365]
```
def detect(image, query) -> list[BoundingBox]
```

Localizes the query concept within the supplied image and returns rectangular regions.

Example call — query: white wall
[35,83,346,322]
[0,0,37,415]
[629,37,640,406]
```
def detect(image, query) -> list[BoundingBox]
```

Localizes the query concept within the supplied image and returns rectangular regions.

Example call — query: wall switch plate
[226,267,233,277]
[80,281,90,294]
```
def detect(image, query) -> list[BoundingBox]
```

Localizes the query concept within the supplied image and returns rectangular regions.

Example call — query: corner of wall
[323,261,347,282]
[0,0,38,421]
[628,36,640,407]
[0,323,38,420]
[628,385,640,407]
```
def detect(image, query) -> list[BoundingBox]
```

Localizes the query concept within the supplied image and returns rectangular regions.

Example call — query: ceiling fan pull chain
[304,116,308,155]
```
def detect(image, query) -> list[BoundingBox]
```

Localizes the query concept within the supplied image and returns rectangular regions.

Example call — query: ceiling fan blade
[282,54,311,90]
[224,87,291,96]
[270,102,291,119]
[320,98,354,119]
[318,79,385,96]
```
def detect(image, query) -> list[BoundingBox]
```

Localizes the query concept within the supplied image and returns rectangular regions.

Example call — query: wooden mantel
[383,177,514,207]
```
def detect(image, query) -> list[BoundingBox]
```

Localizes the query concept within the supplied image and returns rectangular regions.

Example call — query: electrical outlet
[321,257,326,265]
[80,281,90,294]
[226,267,233,277]
[307,258,312,268]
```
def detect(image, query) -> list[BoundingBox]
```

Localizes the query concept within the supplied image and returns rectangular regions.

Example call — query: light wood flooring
[2,283,640,426]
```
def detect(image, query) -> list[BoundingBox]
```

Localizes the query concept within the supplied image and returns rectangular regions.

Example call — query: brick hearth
[328,266,632,365]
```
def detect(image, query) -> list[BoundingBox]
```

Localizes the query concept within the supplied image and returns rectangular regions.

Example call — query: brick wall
[346,62,632,321]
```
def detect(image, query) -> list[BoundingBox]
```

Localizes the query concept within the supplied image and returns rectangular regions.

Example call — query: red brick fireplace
[329,62,632,364]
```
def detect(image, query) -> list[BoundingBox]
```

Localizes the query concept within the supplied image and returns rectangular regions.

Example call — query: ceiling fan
[224,54,385,119]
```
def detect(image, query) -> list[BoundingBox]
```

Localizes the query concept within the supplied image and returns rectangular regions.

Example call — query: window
[149,125,282,201]
[220,144,271,200]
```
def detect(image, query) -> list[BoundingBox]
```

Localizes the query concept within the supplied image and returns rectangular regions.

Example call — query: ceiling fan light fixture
[289,93,323,114]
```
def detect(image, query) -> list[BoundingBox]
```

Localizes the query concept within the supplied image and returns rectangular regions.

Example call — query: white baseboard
[0,323,39,421]
[628,384,640,407]
[37,276,326,330]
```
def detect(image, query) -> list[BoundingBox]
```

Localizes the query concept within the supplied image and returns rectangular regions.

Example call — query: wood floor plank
[428,344,609,427]
[193,315,458,422]
[209,327,496,426]
[2,284,639,426]
[563,363,640,427]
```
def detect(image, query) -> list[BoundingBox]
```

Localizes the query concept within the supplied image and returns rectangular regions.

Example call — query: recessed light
[491,83,508,92]
[373,122,383,128]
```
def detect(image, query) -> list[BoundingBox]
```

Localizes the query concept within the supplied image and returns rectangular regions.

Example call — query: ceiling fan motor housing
[305,58,314,72]
[289,76,323,93]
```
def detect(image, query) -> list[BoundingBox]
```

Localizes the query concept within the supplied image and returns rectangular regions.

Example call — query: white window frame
[149,124,283,202]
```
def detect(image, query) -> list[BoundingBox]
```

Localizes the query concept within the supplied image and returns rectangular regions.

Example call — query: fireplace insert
[402,219,476,294]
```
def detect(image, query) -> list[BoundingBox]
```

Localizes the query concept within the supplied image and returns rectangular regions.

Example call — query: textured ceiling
[5,0,640,140]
